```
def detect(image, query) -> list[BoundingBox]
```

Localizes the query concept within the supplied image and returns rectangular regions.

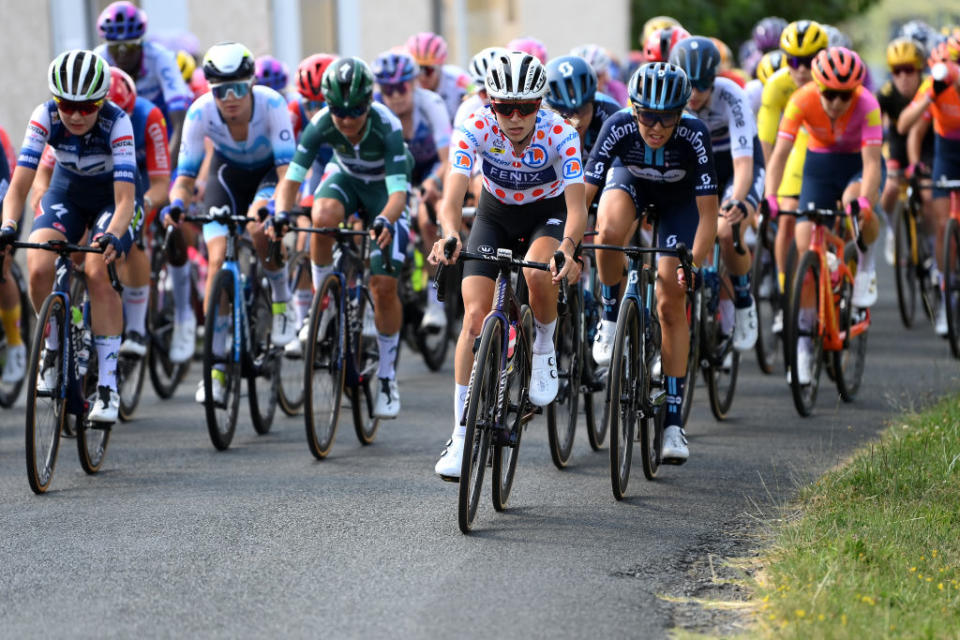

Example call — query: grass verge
[752,394,960,638]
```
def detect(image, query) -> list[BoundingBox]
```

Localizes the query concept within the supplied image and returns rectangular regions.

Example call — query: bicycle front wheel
[679,288,701,428]
[458,318,500,533]
[788,251,824,417]
[304,275,345,459]
[546,285,581,469]
[606,296,640,500]
[944,219,960,359]
[703,279,740,421]
[893,202,918,328]
[350,289,381,445]
[492,305,533,511]
[117,348,146,422]
[751,221,781,374]
[248,287,278,435]
[203,270,241,450]
[24,294,67,494]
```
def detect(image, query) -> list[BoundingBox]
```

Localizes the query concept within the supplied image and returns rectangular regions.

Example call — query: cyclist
[764,47,884,384]
[745,50,787,115]
[161,42,298,391]
[94,1,191,167]
[430,51,586,479]
[455,47,509,128]
[543,55,621,155]
[0,50,140,422]
[898,36,960,336]
[407,32,471,121]
[758,19,829,333]
[641,16,681,47]
[570,44,628,106]
[671,36,762,352]
[753,17,788,54]
[372,51,452,331]
[642,26,690,63]
[507,37,548,64]
[255,55,291,98]
[586,62,719,464]
[0,123,20,386]
[271,57,413,420]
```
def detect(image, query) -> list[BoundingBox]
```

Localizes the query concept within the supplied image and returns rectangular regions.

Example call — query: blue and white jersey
[18,100,137,185]
[686,77,757,159]
[376,87,451,185]
[583,92,623,155]
[177,85,296,178]
[96,40,192,120]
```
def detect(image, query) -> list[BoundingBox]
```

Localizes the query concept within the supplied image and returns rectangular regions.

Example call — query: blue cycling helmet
[668,37,720,90]
[372,51,419,84]
[97,1,147,41]
[544,55,597,112]
[628,62,691,111]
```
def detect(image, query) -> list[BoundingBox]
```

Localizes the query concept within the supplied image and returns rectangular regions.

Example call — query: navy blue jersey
[583,93,622,156]
[584,111,718,200]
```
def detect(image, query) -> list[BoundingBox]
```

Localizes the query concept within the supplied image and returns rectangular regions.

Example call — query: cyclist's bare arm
[858,145,883,206]
[763,137,793,200]
[896,95,930,136]
[692,195,720,267]
[273,174,302,214]
[432,172,471,264]
[1,165,36,230]
[907,118,930,168]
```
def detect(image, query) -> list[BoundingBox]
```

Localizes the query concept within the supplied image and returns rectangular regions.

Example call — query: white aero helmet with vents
[48,50,112,102]
[570,44,612,76]
[485,51,547,100]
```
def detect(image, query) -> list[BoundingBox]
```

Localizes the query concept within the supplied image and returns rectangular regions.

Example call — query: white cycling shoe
[434,435,464,481]
[787,339,814,386]
[195,373,226,405]
[936,299,949,337]
[420,302,447,331]
[592,319,616,366]
[1,344,26,385]
[87,386,119,423]
[373,378,400,419]
[852,268,878,308]
[529,351,559,407]
[661,426,689,465]
[169,315,196,363]
[271,303,298,347]
[733,300,758,352]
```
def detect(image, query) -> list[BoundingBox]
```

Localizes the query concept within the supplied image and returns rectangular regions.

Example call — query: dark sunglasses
[107,39,143,55]
[380,82,409,97]
[54,97,104,116]
[305,100,324,111]
[891,65,919,76]
[633,107,681,128]
[420,65,437,77]
[211,81,252,100]
[820,89,854,102]
[787,54,816,69]
[490,100,540,117]
[329,101,371,118]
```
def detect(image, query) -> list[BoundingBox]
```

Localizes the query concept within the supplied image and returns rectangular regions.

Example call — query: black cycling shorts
[463,190,566,280]
[202,152,278,241]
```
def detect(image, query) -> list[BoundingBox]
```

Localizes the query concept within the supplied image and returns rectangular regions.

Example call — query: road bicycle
[892,174,939,330]
[936,179,960,357]
[0,258,33,407]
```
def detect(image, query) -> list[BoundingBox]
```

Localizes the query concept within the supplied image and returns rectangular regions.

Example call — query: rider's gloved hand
[372,215,393,250]
[266,209,289,234]
[95,232,124,264]
[0,223,17,249]
[764,194,779,219]
[160,198,185,227]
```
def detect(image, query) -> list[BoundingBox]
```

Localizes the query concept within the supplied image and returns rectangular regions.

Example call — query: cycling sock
[0,304,22,347]
[857,240,876,274]
[664,375,685,429]
[293,288,313,326]
[376,332,399,379]
[454,383,469,437]
[533,317,557,354]
[45,316,60,351]
[311,263,333,292]
[212,314,231,358]
[122,285,149,335]
[732,274,752,308]
[777,270,786,294]
[265,264,291,304]
[601,282,621,322]
[94,334,120,391]
[168,262,193,324]
[719,299,735,335]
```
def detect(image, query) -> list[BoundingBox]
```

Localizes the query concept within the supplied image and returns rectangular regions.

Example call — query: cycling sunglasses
[820,88,854,103]
[211,81,253,100]
[490,99,541,117]
[305,100,325,111]
[380,82,409,97]
[54,97,104,116]
[328,101,371,118]
[891,65,919,76]
[106,38,143,55]
[787,54,816,69]
[633,107,682,129]
[420,65,438,77]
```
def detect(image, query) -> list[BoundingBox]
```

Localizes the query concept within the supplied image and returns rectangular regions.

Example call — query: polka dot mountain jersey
[449,106,584,204]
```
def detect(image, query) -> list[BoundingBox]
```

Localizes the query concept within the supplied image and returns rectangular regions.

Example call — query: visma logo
[562,158,582,179]
[523,144,548,169]
[454,150,473,170]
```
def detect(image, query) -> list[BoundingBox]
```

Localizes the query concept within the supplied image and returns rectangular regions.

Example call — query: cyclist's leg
[524,206,565,407]
[774,131,806,293]
[308,167,352,290]
[720,163,763,350]
[417,198,446,326]
[119,208,150,355]
[0,221,25,383]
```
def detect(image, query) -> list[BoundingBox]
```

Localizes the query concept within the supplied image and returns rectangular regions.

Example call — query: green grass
[752,394,960,639]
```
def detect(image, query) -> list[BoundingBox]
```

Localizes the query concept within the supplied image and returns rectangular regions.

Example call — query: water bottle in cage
[71,305,90,377]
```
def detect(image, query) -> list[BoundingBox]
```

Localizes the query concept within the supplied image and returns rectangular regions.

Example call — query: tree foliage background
[630,0,882,51]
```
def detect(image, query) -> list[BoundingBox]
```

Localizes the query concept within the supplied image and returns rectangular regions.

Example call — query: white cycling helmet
[485,51,546,100]
[570,44,612,76]
[469,46,509,86]
[202,41,255,83]
[48,50,112,102]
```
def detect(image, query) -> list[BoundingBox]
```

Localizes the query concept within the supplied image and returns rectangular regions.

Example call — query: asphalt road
[0,268,956,638]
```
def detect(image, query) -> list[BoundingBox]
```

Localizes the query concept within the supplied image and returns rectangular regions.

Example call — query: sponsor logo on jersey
[146,122,168,170]
[478,244,493,254]
[481,164,557,191]
[454,150,473,170]
[53,222,66,233]
[562,158,582,180]
[677,122,709,165]
[625,166,688,182]
[546,218,562,226]
[523,144,548,169]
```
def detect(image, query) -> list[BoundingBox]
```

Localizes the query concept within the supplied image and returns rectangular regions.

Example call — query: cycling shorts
[463,190,565,280]
[34,167,142,256]
[202,152,278,242]
[601,165,699,250]
[800,151,887,211]
[715,151,766,210]
[932,134,960,199]
[778,128,807,199]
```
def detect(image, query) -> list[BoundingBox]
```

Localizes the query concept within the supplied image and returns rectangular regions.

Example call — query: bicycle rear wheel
[582,281,606,450]
[751,221,781,374]
[415,264,454,371]
[203,270,241,450]
[0,262,32,408]
[248,287,278,435]
[834,243,868,401]
[350,288,381,445]
[788,251,824,417]
[893,202,918,328]
[679,288,700,428]
[278,251,310,415]
[458,318,500,534]
[304,275,345,459]
[117,347,146,422]
[147,259,190,399]
[546,285,581,469]
[606,296,640,500]
[704,277,740,420]
[24,294,67,494]
[944,219,960,359]
[492,305,533,511]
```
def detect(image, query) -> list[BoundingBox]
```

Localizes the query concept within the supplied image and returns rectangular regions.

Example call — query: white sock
[293,288,313,326]
[45,316,60,350]
[533,317,557,354]
[169,263,193,323]
[311,263,333,292]
[376,332,399,379]
[95,334,121,390]
[122,285,149,335]
[212,314,231,358]
[265,264,290,303]
[427,283,443,308]
[453,383,469,437]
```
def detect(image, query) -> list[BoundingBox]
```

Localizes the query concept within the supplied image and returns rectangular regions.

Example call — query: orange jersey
[778,83,883,153]
[912,74,960,141]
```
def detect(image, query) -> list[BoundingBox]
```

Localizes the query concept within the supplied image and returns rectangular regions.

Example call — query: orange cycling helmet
[297,53,337,101]
[812,47,865,91]
[643,26,690,62]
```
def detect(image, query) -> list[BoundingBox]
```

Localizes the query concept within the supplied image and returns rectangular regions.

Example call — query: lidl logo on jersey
[454,150,473,170]
[523,144,548,169]
[562,158,582,180]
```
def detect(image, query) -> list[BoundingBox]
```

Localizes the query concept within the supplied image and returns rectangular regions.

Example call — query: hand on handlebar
[763,194,779,219]
[371,216,393,250]
[160,198,185,228]
[0,225,16,250]
[551,247,580,285]
[265,209,290,240]
[95,232,123,264]
[429,234,461,266]
[721,199,748,225]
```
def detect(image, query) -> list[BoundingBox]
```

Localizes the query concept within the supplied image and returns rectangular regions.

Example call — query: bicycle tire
[492,305,532,511]
[146,259,190,399]
[117,348,147,422]
[350,287,382,445]
[415,264,453,371]
[893,201,918,328]
[834,242,868,401]
[780,240,799,371]
[606,296,639,500]
[704,276,740,420]
[203,270,241,450]
[944,219,960,359]
[788,251,823,417]
[303,275,346,459]
[278,251,311,415]
[248,286,278,435]
[458,317,499,533]
[751,220,780,374]
[75,348,110,474]
[546,284,581,469]
[679,288,700,428]
[0,262,32,408]
[583,271,606,450]
[24,294,67,494]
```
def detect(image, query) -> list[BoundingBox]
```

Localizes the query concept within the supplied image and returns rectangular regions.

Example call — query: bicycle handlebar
[0,240,123,292]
